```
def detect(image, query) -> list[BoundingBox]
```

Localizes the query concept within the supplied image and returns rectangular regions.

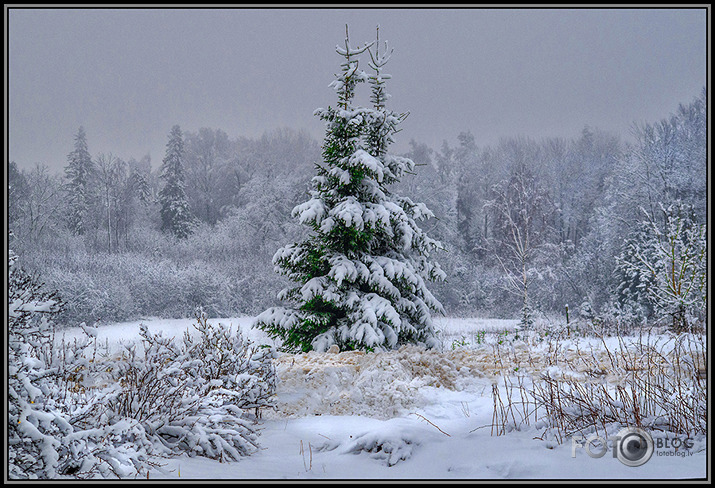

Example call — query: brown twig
[410,413,451,437]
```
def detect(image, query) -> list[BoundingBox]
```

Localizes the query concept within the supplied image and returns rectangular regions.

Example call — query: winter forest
[8,13,707,481]
[10,85,707,333]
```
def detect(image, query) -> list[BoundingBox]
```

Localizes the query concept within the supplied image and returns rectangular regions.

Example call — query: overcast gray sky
[7,7,707,172]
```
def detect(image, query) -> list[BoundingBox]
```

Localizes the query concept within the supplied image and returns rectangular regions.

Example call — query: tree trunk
[106,188,112,254]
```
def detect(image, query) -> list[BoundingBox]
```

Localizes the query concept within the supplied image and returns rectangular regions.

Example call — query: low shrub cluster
[9,273,277,481]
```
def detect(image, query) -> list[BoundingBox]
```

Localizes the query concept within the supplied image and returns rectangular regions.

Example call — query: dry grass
[273,325,706,444]
[487,329,707,442]
[272,345,487,418]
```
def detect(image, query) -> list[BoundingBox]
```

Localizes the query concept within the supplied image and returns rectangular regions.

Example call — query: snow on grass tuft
[272,345,489,419]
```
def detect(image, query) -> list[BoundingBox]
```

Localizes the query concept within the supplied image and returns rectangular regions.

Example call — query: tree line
[8,88,706,331]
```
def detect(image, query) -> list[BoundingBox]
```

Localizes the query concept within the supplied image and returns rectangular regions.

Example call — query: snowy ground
[56,316,708,480]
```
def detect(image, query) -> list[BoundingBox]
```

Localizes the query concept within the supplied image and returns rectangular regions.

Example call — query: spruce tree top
[158,125,195,239]
[255,27,445,353]
[64,126,93,185]
[64,126,95,236]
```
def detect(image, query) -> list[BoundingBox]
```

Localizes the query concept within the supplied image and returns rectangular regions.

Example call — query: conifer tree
[255,27,445,352]
[158,125,195,238]
[64,126,95,236]
[616,202,706,332]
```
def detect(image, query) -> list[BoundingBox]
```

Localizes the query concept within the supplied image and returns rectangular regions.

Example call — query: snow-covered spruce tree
[616,202,706,332]
[158,125,195,239]
[255,28,445,352]
[64,126,95,236]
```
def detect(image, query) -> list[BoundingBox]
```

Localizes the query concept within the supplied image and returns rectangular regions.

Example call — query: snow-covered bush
[9,254,278,480]
[9,243,157,479]
[181,312,277,415]
[585,299,648,335]
[100,311,278,462]
[9,246,68,479]
[38,250,240,325]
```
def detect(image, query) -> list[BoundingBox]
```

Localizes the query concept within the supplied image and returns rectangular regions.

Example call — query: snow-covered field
[56,316,707,480]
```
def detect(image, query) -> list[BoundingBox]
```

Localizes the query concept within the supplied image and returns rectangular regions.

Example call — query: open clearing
[56,316,707,480]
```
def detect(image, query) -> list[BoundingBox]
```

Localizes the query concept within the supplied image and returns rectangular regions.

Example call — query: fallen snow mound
[317,417,443,466]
